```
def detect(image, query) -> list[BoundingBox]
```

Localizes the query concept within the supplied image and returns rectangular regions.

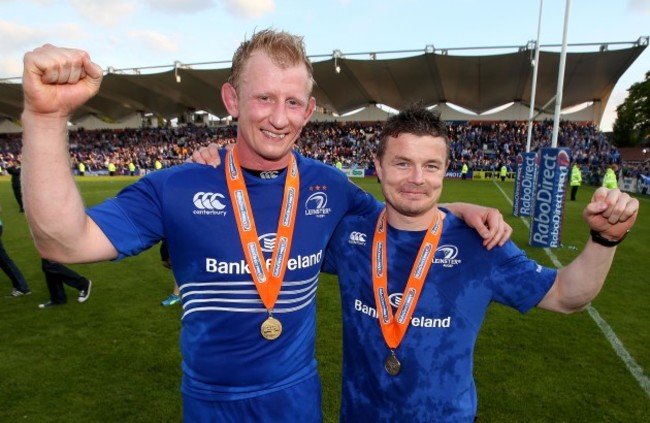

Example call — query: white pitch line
[492,181,650,397]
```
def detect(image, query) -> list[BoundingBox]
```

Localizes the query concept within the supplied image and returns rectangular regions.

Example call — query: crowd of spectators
[1,119,648,185]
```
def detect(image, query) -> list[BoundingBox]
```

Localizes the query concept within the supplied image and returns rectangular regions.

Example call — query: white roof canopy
[0,39,646,129]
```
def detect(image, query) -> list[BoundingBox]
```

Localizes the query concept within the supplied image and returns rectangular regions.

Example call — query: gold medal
[261,316,283,340]
[385,351,401,376]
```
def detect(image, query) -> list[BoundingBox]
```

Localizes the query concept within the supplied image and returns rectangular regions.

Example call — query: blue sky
[1,0,648,130]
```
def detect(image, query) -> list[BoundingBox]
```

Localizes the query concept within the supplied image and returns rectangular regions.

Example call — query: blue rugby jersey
[86,150,376,407]
[323,209,556,422]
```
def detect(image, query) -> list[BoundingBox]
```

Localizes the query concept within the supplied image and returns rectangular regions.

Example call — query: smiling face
[375,133,449,230]
[221,51,315,170]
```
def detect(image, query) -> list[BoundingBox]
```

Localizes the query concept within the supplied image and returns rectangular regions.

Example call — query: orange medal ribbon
[372,208,443,350]
[225,148,299,310]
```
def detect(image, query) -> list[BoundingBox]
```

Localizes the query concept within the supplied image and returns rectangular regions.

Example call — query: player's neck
[386,206,444,231]
[235,144,291,171]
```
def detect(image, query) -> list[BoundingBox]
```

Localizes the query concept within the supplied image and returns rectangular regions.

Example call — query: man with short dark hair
[322,105,639,422]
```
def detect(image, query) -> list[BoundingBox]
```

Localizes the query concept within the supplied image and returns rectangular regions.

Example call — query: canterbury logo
[260,170,280,179]
[348,231,367,245]
[193,192,227,210]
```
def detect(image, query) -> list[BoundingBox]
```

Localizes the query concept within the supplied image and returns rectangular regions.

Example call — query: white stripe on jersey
[180,274,318,320]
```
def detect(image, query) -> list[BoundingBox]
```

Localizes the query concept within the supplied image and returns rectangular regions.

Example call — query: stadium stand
[1,120,647,188]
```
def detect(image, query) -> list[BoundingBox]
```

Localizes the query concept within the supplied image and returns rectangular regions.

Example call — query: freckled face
[222,52,315,170]
[375,133,448,224]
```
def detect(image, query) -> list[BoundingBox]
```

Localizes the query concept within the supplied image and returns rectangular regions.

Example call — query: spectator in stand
[0,116,626,182]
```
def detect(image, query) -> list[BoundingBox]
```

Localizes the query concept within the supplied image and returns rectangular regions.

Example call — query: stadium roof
[0,38,647,128]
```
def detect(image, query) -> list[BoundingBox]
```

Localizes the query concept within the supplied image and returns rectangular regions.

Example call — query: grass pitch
[0,176,648,422]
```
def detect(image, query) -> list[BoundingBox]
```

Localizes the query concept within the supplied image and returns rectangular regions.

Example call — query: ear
[303,96,316,123]
[221,83,239,118]
[374,156,383,181]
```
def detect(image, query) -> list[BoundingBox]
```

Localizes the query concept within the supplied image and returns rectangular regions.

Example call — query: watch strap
[589,229,628,247]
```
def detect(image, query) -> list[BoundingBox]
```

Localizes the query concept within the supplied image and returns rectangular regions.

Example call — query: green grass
[0,176,648,422]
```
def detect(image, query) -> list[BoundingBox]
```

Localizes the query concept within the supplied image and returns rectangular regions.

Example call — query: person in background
[6,158,24,212]
[321,105,639,422]
[159,240,180,306]
[38,259,92,308]
[461,161,469,180]
[0,203,31,297]
[602,164,618,189]
[570,162,582,201]
[161,283,181,306]
[20,30,510,422]
[499,163,507,182]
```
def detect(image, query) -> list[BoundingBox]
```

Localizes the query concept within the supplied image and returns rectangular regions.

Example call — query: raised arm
[21,44,117,263]
[538,187,639,313]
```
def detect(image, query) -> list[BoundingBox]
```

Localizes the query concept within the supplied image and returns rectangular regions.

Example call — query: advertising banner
[342,168,365,178]
[512,152,537,217]
[472,171,516,181]
[529,148,570,248]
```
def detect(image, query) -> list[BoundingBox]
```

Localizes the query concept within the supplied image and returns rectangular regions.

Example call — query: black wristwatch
[589,229,629,247]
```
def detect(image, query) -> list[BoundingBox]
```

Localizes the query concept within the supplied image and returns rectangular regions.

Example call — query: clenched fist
[22,44,103,118]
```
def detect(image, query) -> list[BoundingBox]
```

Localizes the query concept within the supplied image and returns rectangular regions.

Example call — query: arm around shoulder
[442,202,512,250]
